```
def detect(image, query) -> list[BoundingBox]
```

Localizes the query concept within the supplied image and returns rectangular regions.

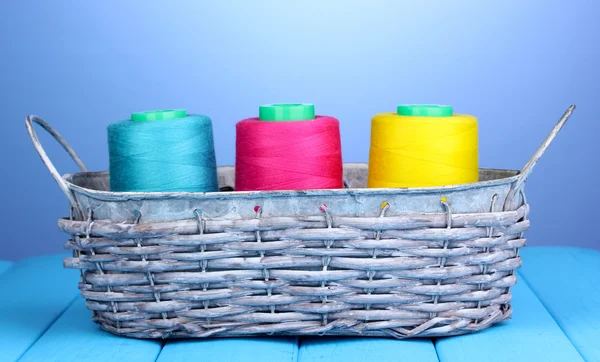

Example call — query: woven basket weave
[25,106,574,339]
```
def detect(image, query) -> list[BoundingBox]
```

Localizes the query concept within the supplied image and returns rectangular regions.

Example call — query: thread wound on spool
[108,113,218,193]
[368,105,478,188]
[235,115,343,191]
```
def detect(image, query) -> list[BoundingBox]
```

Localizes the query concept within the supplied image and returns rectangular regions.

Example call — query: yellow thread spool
[368,104,478,188]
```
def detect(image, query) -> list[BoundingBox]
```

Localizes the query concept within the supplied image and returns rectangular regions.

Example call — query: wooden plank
[0,260,13,276]
[519,247,600,362]
[19,298,162,362]
[0,254,80,362]
[156,338,298,362]
[299,338,439,362]
[435,273,584,362]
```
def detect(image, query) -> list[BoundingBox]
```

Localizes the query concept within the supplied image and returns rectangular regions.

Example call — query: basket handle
[25,115,87,218]
[505,105,576,207]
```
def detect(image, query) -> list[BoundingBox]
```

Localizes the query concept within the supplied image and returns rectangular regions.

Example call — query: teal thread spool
[108,109,219,193]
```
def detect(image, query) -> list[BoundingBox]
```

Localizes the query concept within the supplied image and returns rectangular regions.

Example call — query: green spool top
[131,109,187,122]
[397,104,453,117]
[259,103,315,121]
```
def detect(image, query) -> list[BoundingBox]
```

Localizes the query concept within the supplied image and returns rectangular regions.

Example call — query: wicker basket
[25,106,574,339]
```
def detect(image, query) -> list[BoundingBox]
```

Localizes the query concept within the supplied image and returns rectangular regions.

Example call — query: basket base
[90,304,512,340]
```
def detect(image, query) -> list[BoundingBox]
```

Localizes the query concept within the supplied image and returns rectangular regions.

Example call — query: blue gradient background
[1,1,597,260]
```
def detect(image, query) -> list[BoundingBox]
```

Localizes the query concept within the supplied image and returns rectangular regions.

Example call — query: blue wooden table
[0,247,598,362]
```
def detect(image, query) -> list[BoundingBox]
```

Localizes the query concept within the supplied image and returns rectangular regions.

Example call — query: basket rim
[62,163,521,202]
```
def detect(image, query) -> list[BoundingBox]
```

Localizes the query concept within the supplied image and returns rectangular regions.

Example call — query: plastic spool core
[131,109,187,122]
[259,103,315,121]
[397,104,453,117]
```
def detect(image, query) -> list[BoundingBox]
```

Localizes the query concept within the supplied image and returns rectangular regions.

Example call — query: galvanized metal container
[25,106,574,339]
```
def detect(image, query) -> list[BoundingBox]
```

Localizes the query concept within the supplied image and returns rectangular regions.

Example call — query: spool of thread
[108,109,219,193]
[235,103,343,191]
[368,104,478,188]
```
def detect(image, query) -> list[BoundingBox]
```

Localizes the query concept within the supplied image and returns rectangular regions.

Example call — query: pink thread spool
[235,103,343,191]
